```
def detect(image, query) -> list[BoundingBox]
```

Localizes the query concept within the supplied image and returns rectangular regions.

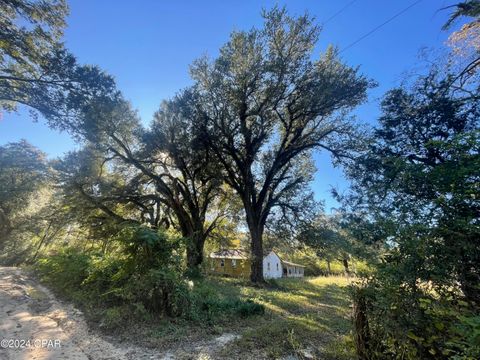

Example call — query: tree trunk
[241,195,266,283]
[250,226,264,283]
[459,263,480,305]
[353,286,371,360]
[245,206,265,283]
[342,256,350,275]
[186,233,206,270]
[0,207,12,240]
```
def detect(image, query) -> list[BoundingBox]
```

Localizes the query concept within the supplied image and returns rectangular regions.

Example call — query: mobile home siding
[209,257,251,278]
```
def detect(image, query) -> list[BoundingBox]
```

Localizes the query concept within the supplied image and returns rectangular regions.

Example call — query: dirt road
[0,267,243,360]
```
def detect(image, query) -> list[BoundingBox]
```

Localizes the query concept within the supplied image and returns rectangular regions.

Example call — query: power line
[339,0,424,54]
[324,0,359,25]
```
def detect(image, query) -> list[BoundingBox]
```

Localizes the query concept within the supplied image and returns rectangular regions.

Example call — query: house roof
[267,250,305,268]
[209,248,305,267]
[281,259,305,268]
[209,249,249,260]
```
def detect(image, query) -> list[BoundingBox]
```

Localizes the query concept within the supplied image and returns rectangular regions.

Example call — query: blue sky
[0,0,461,211]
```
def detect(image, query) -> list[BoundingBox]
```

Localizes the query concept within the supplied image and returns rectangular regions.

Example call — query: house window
[276,263,279,271]
[232,259,237,267]
[220,259,225,267]
[288,268,291,275]
[267,262,270,271]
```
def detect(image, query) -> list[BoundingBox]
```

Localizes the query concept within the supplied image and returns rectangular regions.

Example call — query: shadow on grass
[213,276,355,359]
[119,275,355,359]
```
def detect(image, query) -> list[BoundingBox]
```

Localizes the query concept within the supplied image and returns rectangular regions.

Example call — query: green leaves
[347,62,479,358]
[0,140,49,250]
[1,1,117,130]
[189,7,372,281]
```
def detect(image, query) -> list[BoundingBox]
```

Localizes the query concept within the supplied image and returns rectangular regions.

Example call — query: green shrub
[122,268,191,316]
[193,296,264,319]
[449,314,480,359]
[103,306,128,330]
[351,280,480,359]
[34,225,265,330]
[35,225,188,316]
[81,255,126,305]
[236,299,265,318]
[36,249,91,296]
[188,280,265,322]
[184,265,203,280]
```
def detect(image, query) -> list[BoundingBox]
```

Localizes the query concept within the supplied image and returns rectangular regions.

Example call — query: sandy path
[0,267,240,360]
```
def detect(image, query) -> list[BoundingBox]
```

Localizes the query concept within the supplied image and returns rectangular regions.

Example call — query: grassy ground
[128,275,355,359]
[33,254,355,359]
[217,276,354,359]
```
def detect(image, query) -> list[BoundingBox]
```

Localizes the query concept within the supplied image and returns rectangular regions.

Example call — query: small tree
[299,214,368,274]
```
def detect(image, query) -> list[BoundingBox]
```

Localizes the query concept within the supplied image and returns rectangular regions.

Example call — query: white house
[263,251,305,279]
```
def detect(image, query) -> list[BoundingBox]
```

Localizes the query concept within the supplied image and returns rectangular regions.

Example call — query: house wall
[208,251,305,279]
[285,265,305,278]
[209,258,250,278]
[263,252,283,279]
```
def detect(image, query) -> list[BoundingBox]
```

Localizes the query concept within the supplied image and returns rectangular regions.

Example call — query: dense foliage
[0,0,116,128]
[344,70,480,358]
[1,1,479,358]
[0,140,59,264]
[35,224,264,328]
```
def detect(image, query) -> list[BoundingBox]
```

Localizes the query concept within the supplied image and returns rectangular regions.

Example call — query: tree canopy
[190,7,373,281]
[0,0,116,129]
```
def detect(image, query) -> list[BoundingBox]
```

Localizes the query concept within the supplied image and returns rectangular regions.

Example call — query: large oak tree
[59,92,227,270]
[191,7,372,282]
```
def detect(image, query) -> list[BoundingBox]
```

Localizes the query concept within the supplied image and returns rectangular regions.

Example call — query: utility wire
[339,0,424,54]
[324,0,359,24]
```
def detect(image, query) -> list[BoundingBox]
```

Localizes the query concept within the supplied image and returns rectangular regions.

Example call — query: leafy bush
[35,224,265,329]
[121,269,191,316]
[36,249,91,297]
[35,225,187,315]
[188,280,265,322]
[194,297,264,319]
[352,278,480,359]
[236,299,265,317]
[102,306,127,329]
[449,314,480,359]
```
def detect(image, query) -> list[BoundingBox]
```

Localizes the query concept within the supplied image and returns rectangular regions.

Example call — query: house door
[283,267,287,277]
